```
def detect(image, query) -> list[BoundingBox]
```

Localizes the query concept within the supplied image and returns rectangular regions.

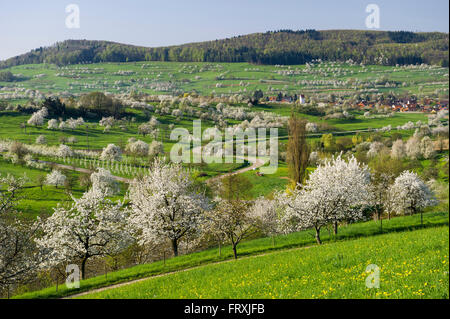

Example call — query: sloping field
[14,211,448,299]
[79,226,449,299]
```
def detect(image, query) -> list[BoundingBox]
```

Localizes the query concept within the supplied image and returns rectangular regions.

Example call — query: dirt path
[65,243,315,299]
[40,135,274,185]
[40,155,265,185]
[41,126,448,185]
[206,157,266,184]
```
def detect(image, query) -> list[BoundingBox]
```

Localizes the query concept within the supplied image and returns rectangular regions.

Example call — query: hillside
[77,226,449,299]
[1,30,448,69]
[13,211,449,299]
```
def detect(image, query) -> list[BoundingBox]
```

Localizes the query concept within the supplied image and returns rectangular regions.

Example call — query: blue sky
[0,0,448,60]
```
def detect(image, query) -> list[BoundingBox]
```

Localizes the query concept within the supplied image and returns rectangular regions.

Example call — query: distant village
[265,93,449,114]
[356,98,449,114]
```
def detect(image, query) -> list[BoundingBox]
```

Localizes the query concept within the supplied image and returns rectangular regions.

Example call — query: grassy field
[241,162,289,198]
[0,157,85,218]
[1,61,448,97]
[0,94,431,214]
[0,112,442,218]
[0,108,429,150]
[14,211,448,299]
[0,157,128,218]
[2,149,446,220]
[0,109,217,150]
[1,60,448,300]
[78,226,449,299]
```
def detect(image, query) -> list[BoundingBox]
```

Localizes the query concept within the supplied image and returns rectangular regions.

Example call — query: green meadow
[1,61,447,97]
[1,60,447,300]
[79,226,449,299]
[14,211,449,299]
[0,103,438,218]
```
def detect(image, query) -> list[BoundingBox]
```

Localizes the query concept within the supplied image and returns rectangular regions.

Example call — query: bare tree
[36,175,45,191]
[209,198,255,259]
[208,175,256,259]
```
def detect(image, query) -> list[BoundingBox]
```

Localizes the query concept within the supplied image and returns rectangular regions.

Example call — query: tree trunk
[172,239,178,257]
[232,244,238,259]
[380,214,383,233]
[315,227,322,245]
[81,256,88,280]
[218,240,221,257]
[333,221,338,236]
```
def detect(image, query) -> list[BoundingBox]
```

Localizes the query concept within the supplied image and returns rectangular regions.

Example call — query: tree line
[1,30,448,69]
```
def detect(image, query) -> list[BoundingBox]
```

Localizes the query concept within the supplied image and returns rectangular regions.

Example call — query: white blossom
[367,141,385,158]
[405,136,421,159]
[391,139,406,159]
[100,144,122,161]
[36,188,131,278]
[420,136,435,159]
[277,154,371,243]
[128,158,209,256]
[306,122,318,133]
[90,168,120,196]
[99,116,115,127]
[47,119,58,130]
[57,144,73,157]
[36,135,47,145]
[45,169,66,188]
[388,171,437,221]
[27,107,47,126]
[249,197,281,238]
[148,140,164,157]
[126,140,149,157]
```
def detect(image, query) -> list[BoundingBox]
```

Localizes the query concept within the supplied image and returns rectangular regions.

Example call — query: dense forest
[1,30,448,68]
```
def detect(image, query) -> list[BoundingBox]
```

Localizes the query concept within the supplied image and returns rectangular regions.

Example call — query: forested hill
[1,30,448,68]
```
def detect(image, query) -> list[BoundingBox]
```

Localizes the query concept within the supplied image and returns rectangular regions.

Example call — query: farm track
[39,126,447,185]
[38,134,277,184]
[65,217,448,299]
[40,157,267,185]
[38,142,269,184]
[206,157,266,184]
[65,241,317,299]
